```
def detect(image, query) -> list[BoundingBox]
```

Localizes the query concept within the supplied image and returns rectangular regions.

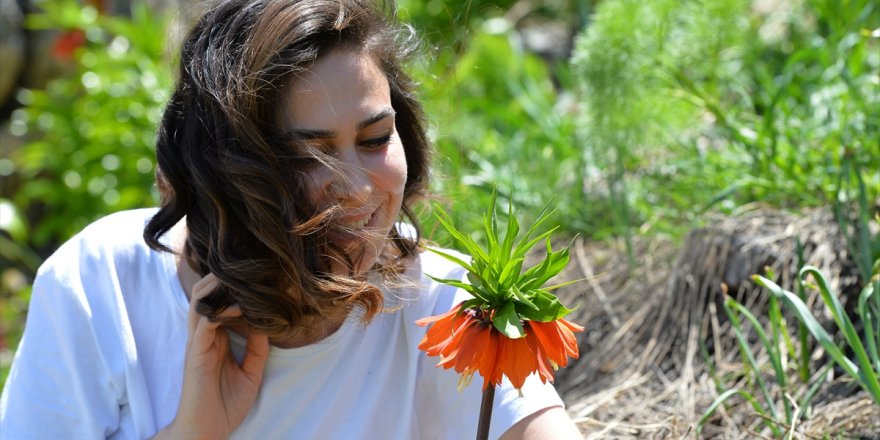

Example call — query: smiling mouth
[336,208,379,231]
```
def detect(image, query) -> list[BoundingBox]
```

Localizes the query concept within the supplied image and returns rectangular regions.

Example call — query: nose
[327,149,372,206]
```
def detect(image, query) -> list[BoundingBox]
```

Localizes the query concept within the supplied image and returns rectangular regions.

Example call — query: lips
[336,207,379,231]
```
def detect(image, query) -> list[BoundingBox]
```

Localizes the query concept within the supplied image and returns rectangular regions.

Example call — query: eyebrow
[286,107,396,140]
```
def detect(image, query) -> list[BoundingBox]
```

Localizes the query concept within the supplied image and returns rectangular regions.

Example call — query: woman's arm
[0,261,123,438]
[500,406,584,440]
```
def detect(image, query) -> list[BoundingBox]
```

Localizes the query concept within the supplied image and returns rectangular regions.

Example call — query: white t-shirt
[0,209,563,439]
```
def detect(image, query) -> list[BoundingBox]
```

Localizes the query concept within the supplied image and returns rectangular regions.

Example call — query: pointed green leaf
[516,290,575,321]
[857,281,879,371]
[493,301,524,339]
[480,264,500,292]
[513,225,559,260]
[799,267,880,402]
[518,201,555,244]
[754,274,879,403]
[433,205,490,263]
[510,285,539,310]
[697,389,769,436]
[520,248,570,292]
[425,274,488,302]
[485,190,499,261]
[544,276,594,291]
[499,197,519,267]
[466,271,484,289]
[498,257,524,290]
[426,246,475,273]
[723,297,781,420]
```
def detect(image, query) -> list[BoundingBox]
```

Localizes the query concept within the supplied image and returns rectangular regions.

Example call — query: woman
[0,0,583,438]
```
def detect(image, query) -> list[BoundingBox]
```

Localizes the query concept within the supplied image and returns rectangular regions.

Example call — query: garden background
[0,0,878,437]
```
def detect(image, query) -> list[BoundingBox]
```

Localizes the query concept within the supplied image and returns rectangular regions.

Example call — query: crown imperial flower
[417,193,585,392]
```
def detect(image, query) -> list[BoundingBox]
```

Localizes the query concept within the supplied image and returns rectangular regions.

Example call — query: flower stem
[476,385,495,440]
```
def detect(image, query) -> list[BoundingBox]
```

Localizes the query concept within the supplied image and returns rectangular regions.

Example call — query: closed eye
[360,134,392,151]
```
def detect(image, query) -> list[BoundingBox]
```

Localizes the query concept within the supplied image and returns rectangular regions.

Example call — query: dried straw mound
[550,206,879,438]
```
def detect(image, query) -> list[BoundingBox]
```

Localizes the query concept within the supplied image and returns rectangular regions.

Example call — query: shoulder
[68,207,158,255]
[32,208,166,315]
[38,208,160,277]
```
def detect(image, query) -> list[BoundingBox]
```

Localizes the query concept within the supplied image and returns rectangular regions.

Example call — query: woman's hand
[153,273,270,440]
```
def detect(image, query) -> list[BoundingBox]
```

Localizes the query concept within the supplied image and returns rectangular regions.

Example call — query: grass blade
[754,274,880,404]
[857,280,879,371]
[723,296,782,422]
[727,297,792,421]
[697,388,779,436]
[800,267,880,401]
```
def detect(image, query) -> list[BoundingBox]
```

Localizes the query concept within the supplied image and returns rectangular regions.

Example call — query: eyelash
[359,134,392,151]
[293,134,392,163]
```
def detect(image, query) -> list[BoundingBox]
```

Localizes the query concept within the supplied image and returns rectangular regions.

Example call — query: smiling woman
[0,0,581,439]
[142,0,432,342]
[279,49,409,277]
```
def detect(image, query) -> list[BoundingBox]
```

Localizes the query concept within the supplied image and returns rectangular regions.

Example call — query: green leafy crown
[427,192,580,339]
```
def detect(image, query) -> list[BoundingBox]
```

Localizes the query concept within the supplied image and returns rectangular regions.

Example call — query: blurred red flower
[52,29,86,60]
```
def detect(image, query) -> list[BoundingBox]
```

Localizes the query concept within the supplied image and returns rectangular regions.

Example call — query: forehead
[280,49,391,130]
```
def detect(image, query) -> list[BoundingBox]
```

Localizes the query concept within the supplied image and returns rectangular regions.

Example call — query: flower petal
[417,304,467,356]
[494,335,536,390]
[525,328,555,384]
[556,318,583,360]
[415,302,463,327]
[528,320,569,367]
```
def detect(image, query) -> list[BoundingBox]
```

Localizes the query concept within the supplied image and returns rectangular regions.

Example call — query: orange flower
[417,305,584,391]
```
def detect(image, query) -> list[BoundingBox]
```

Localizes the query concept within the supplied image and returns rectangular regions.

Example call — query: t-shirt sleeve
[0,251,121,439]
[415,253,565,440]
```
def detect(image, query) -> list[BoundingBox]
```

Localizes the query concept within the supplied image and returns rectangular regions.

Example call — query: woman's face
[278,48,408,274]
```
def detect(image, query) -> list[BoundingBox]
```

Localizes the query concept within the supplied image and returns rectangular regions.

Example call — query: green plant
[427,192,581,337]
[757,266,880,404]
[698,264,880,436]
[835,151,880,285]
[418,191,584,439]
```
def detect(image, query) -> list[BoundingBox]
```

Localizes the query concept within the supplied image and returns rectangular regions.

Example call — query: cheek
[375,142,408,196]
[304,166,334,205]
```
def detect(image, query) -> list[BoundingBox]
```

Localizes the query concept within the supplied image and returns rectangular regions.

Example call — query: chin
[326,235,385,276]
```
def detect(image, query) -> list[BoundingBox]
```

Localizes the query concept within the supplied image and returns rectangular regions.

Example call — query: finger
[188,273,220,335]
[191,273,220,303]
[240,331,270,385]
[215,303,242,320]
[190,313,231,357]
[188,315,218,356]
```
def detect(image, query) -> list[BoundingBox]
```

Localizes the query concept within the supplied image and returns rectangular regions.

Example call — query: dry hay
[551,206,879,438]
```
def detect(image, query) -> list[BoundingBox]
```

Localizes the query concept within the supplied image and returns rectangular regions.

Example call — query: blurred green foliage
[1,0,171,386]
[9,0,171,246]
[414,27,587,242]
[571,0,879,269]
[401,0,589,247]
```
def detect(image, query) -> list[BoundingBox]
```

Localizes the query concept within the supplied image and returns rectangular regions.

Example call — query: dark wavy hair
[144,0,430,338]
